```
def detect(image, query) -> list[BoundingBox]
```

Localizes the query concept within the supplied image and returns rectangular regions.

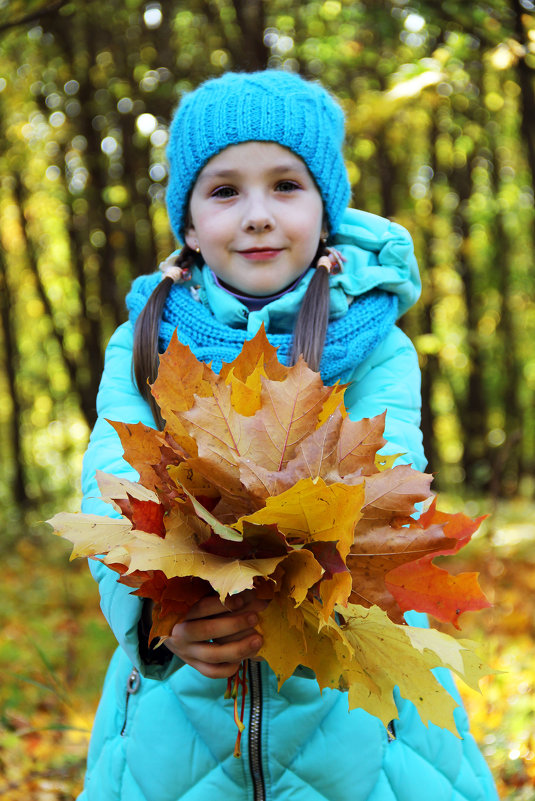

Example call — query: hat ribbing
[166,70,351,241]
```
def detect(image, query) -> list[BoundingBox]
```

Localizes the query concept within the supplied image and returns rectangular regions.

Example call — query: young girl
[80,71,497,801]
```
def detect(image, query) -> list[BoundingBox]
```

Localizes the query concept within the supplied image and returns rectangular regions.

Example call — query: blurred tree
[0,0,533,523]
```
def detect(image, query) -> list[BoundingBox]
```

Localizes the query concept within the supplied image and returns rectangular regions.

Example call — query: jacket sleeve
[343,324,426,472]
[81,320,184,680]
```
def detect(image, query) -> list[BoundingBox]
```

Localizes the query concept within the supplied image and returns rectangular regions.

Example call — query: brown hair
[289,242,331,371]
[132,243,332,427]
[132,245,198,429]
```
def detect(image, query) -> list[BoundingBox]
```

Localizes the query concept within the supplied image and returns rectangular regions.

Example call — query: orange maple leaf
[385,500,491,627]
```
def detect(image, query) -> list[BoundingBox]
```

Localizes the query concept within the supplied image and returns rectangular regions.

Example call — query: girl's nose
[241,197,275,233]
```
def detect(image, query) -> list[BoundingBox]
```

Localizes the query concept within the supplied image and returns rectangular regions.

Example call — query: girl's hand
[164,591,267,679]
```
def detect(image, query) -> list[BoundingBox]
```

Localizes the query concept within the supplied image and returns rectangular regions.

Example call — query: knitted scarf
[126,274,398,385]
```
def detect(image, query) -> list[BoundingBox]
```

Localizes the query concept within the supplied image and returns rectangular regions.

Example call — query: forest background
[0,0,534,798]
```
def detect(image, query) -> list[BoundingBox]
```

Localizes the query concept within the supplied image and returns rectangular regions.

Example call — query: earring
[194,245,201,254]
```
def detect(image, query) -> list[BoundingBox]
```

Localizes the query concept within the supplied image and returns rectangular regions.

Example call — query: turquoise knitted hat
[166,70,351,241]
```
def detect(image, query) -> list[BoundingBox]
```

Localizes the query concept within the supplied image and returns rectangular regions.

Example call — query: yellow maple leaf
[235,477,364,559]
[335,603,484,734]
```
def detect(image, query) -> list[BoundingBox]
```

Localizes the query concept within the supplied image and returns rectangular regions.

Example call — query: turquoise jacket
[79,209,497,801]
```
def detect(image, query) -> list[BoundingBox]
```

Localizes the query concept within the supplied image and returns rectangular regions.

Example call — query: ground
[1,498,533,800]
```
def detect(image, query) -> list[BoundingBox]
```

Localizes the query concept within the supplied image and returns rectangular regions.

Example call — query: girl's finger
[191,633,263,666]
[183,590,268,623]
[180,610,260,645]
[183,594,232,621]
[212,626,257,645]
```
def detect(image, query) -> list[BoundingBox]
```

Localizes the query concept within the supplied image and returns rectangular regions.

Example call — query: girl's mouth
[238,248,283,261]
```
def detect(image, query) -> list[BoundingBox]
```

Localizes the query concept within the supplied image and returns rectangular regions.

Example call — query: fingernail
[251,636,262,649]
[227,595,244,611]
[247,613,258,626]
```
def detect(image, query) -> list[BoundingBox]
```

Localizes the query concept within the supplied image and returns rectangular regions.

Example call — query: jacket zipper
[121,666,140,736]
[248,661,266,801]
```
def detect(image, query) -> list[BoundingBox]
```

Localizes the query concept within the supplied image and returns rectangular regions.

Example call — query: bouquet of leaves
[49,328,490,752]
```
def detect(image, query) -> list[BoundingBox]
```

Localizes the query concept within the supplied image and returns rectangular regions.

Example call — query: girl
[80,71,497,801]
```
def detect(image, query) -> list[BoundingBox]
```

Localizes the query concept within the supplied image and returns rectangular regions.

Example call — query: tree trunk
[489,139,522,496]
[450,160,489,490]
[13,173,99,429]
[510,0,535,200]
[418,113,440,476]
[229,0,269,70]
[0,252,30,508]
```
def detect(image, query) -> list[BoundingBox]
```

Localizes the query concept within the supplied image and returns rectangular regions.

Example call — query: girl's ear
[321,215,329,244]
[184,226,198,252]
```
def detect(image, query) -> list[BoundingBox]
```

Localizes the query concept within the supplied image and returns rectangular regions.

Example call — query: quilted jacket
[78,209,498,801]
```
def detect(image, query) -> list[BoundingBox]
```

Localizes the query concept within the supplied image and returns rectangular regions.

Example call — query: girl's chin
[218,273,306,298]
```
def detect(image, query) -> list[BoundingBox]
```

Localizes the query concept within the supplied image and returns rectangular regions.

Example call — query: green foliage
[0,2,532,514]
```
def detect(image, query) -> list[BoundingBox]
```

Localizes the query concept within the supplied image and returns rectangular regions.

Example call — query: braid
[133,246,198,429]
[290,243,331,371]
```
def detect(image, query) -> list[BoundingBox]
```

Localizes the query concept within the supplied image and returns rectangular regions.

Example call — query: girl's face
[185,142,324,297]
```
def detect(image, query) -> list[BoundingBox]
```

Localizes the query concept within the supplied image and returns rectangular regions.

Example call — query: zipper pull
[121,667,141,736]
[127,667,141,695]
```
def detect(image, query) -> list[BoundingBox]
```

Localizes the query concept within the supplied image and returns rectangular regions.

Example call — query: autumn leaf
[48,512,133,559]
[133,573,212,641]
[385,501,491,627]
[347,520,457,621]
[269,548,325,608]
[357,464,434,522]
[167,471,243,542]
[106,420,170,489]
[333,412,388,478]
[150,330,215,452]
[164,462,220,509]
[95,470,160,507]
[335,604,463,732]
[284,409,343,483]
[219,325,288,383]
[374,452,403,472]
[105,424,188,500]
[109,510,286,603]
[49,326,491,741]
[257,596,352,689]
[258,596,488,736]
[220,329,288,417]
[224,365,265,416]
[238,411,395,499]
[239,359,335,471]
[235,477,364,560]
[316,381,348,427]
[180,380,244,465]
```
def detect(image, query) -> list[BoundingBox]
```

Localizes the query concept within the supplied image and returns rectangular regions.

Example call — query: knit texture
[126,274,398,384]
[166,70,351,240]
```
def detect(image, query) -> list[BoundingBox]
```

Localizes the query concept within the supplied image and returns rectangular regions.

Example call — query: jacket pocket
[121,666,141,736]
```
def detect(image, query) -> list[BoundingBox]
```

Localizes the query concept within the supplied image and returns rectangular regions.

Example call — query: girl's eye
[276,180,300,192]
[211,186,237,199]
